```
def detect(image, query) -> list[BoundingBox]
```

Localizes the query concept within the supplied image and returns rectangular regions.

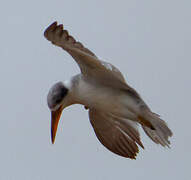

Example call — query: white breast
[73,76,117,110]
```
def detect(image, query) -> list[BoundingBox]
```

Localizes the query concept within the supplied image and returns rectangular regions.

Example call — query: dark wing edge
[89,109,144,159]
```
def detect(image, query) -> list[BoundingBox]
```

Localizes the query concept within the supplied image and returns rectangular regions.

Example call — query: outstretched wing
[89,109,144,159]
[44,22,140,96]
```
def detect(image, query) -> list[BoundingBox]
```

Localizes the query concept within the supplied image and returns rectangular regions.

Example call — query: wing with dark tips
[89,109,144,159]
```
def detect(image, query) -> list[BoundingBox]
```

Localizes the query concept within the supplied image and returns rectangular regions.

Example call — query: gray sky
[0,0,190,179]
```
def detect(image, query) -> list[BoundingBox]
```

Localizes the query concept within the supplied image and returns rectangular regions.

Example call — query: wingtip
[128,155,137,160]
[44,21,58,39]
[127,152,138,160]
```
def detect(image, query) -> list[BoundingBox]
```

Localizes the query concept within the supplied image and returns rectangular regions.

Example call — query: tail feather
[141,111,173,147]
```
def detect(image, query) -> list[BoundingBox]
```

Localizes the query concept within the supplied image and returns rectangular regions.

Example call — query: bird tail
[139,111,173,147]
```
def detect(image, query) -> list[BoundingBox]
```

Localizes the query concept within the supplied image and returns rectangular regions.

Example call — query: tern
[44,22,173,159]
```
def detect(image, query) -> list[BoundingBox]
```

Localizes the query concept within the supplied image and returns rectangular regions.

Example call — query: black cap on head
[47,82,68,110]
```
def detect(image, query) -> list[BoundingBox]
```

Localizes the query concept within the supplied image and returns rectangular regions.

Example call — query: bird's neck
[63,75,92,106]
[63,78,73,90]
[63,75,83,105]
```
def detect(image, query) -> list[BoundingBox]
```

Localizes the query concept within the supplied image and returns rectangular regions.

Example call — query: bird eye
[55,99,61,104]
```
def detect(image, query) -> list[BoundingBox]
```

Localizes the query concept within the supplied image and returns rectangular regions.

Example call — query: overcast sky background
[0,0,190,179]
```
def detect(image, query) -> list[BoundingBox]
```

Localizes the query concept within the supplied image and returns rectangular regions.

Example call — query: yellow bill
[51,106,63,144]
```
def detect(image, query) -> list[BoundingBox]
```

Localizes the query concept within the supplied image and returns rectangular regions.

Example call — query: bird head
[47,81,72,144]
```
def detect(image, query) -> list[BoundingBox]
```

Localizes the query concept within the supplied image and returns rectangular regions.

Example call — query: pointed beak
[51,106,63,144]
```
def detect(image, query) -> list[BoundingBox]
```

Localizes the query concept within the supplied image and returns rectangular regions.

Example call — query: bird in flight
[44,21,173,159]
